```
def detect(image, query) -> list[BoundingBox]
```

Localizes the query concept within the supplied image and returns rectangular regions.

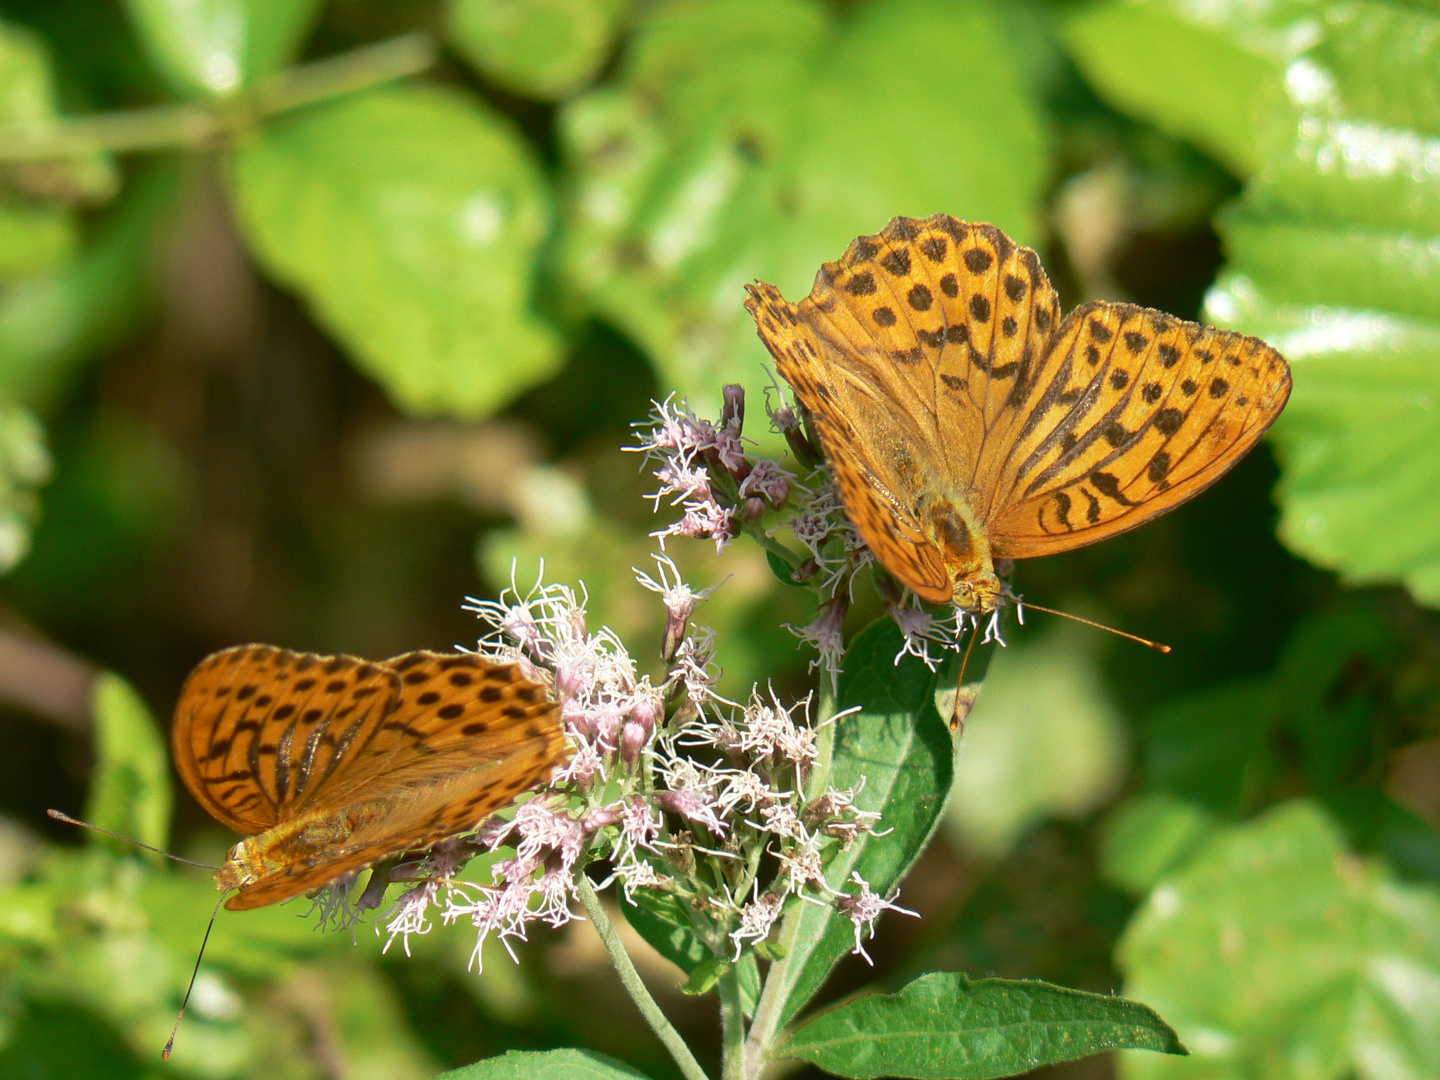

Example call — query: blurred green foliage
[0,1,1435,1078]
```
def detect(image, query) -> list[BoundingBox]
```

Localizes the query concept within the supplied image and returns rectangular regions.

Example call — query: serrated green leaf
[757,616,954,1032]
[778,971,1184,1079]
[230,85,563,419]
[558,0,1046,411]
[1118,801,1440,1080]
[1207,277,1440,603]
[434,1049,655,1080]
[448,0,625,100]
[123,0,320,98]
[84,672,172,854]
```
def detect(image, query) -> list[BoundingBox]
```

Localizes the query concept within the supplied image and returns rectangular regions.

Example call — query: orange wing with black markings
[747,214,1290,606]
[171,646,568,910]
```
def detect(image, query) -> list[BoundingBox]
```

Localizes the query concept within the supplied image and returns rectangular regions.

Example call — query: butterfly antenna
[949,625,981,733]
[1016,601,1172,653]
[162,895,224,1060]
[47,809,219,870]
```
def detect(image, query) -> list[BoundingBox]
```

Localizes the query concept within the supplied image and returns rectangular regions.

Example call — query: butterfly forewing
[746,280,952,600]
[172,646,402,834]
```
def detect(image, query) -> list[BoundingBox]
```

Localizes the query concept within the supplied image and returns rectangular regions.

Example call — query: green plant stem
[0,32,435,162]
[741,681,838,1075]
[718,969,747,1080]
[574,873,711,1080]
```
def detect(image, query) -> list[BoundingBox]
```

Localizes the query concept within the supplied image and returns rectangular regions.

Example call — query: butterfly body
[747,215,1291,607]
[173,644,568,910]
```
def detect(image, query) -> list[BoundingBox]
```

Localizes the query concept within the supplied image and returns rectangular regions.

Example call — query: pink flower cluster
[370,553,909,970]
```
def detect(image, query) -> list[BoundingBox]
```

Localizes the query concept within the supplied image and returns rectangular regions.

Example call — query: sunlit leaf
[85,672,172,853]
[231,85,563,419]
[448,0,625,100]
[435,1047,656,1079]
[557,0,1046,410]
[1119,801,1440,1080]
[123,0,320,98]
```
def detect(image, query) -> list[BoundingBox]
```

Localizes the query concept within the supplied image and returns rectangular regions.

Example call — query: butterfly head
[950,569,1002,615]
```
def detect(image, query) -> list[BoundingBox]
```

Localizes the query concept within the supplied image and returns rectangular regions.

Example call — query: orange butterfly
[746,215,1291,612]
[172,645,568,910]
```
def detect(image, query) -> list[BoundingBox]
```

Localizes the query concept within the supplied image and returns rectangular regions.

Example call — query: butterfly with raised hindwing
[746,214,1291,618]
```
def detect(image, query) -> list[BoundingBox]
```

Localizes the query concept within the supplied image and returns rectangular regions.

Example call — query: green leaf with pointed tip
[434,1048,656,1079]
[778,971,1184,1079]
[123,0,320,98]
[1119,801,1440,1080]
[231,85,563,419]
[758,616,954,1032]
[448,0,626,101]
[85,672,172,854]
[557,0,1046,412]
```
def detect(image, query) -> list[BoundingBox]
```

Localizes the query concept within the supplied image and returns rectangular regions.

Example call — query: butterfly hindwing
[983,302,1292,557]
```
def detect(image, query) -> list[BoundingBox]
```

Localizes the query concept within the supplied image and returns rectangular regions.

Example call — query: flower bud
[721,383,745,436]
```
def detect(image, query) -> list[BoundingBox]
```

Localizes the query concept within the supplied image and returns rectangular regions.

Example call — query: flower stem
[0,32,435,161]
[742,681,839,1073]
[718,969,747,1080]
[574,873,711,1080]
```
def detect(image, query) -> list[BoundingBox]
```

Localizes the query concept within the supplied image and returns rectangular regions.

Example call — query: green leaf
[760,616,954,1031]
[0,18,117,202]
[1118,800,1440,1080]
[1101,794,1216,896]
[680,953,728,996]
[433,1048,656,1079]
[84,672,173,854]
[945,623,1127,856]
[1208,278,1440,603]
[620,888,711,973]
[765,546,805,587]
[448,0,626,100]
[777,971,1185,1079]
[1059,1,1291,177]
[0,204,77,282]
[230,85,563,419]
[123,0,320,98]
[557,0,1047,410]
[0,404,50,573]
[0,166,177,408]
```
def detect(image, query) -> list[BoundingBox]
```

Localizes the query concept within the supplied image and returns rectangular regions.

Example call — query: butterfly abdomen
[217,801,386,891]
